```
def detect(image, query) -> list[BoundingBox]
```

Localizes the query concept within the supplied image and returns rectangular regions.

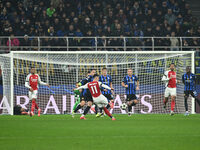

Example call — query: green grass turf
[0,114,200,150]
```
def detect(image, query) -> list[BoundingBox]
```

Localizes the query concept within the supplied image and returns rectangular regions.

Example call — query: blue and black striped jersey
[122,75,138,94]
[99,75,112,94]
[182,73,196,91]
[80,75,93,96]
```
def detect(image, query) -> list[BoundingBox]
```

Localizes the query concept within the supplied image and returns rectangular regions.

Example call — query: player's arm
[100,82,112,90]
[76,83,88,90]
[136,80,139,90]
[25,75,33,91]
[110,76,114,89]
[38,74,50,87]
[182,74,185,84]
[122,77,128,88]
[161,71,170,81]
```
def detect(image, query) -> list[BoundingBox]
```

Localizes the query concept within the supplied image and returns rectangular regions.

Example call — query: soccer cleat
[163,104,166,110]
[110,102,114,109]
[184,111,189,116]
[30,111,34,117]
[90,107,96,113]
[128,112,131,117]
[72,110,75,118]
[112,117,116,121]
[80,116,86,120]
[38,109,41,117]
[170,111,174,116]
[96,113,103,118]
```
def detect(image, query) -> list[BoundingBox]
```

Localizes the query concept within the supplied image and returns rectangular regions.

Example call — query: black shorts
[103,94,113,102]
[126,94,137,101]
[184,90,196,98]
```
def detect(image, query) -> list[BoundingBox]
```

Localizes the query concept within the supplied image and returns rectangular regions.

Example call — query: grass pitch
[0,114,200,150]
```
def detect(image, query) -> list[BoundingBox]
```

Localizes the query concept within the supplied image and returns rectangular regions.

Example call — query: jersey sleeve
[109,75,112,82]
[122,76,127,84]
[98,81,111,90]
[182,74,185,84]
[76,83,88,90]
[25,74,31,89]
[162,71,169,81]
[135,75,138,81]
[37,74,47,85]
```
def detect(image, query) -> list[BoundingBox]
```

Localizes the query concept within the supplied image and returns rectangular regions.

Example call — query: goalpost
[0,51,195,115]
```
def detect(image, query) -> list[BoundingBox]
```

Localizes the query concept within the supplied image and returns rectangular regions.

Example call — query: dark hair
[93,74,99,78]
[31,66,35,69]
[88,68,96,73]
[102,67,107,70]
[186,66,191,70]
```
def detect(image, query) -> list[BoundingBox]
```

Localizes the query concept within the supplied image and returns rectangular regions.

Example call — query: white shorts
[29,90,38,100]
[93,94,108,108]
[164,87,176,97]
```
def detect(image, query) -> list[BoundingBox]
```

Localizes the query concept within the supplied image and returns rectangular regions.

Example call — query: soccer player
[162,63,177,115]
[25,67,49,117]
[72,82,82,118]
[96,68,114,117]
[73,69,96,115]
[75,74,116,120]
[122,68,139,116]
[182,66,200,116]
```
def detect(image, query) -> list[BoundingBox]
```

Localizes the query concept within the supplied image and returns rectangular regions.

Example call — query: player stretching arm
[25,67,49,117]
[97,68,114,117]
[162,63,177,115]
[122,68,139,116]
[182,66,200,116]
[75,74,116,120]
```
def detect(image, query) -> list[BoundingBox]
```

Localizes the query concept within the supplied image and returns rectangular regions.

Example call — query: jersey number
[90,85,98,94]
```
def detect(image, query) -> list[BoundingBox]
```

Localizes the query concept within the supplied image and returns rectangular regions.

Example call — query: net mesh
[0,52,194,114]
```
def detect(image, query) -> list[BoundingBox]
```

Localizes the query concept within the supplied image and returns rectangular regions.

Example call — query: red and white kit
[25,73,47,100]
[162,70,177,97]
[76,81,111,108]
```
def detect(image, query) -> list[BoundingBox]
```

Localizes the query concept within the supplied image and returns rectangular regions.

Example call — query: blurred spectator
[6,34,20,50]
[170,32,179,51]
[47,6,55,17]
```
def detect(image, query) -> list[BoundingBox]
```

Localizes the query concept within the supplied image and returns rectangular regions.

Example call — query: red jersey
[167,70,176,88]
[87,81,102,98]
[25,73,46,90]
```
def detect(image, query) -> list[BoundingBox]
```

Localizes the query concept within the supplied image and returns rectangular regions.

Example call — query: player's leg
[80,100,93,119]
[74,98,85,113]
[170,88,176,115]
[184,91,189,116]
[127,95,138,116]
[191,91,200,106]
[163,87,170,109]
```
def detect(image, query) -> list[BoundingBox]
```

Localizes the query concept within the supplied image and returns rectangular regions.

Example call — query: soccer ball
[120,103,127,110]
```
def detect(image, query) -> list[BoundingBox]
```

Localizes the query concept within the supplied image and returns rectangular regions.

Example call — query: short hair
[127,68,133,71]
[186,66,191,70]
[102,67,107,70]
[93,74,99,78]
[88,68,96,73]
[31,66,35,69]
[170,63,175,66]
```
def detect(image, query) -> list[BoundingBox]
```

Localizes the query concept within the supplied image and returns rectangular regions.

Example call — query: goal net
[0,51,195,115]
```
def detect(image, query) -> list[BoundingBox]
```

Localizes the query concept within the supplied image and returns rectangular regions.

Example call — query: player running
[75,74,116,120]
[73,69,96,116]
[182,66,200,116]
[162,63,178,115]
[96,68,114,117]
[122,68,139,116]
[72,82,82,118]
[25,67,49,117]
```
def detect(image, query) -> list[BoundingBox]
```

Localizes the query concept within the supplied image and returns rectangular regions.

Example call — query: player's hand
[136,86,139,90]
[46,84,50,88]
[177,80,181,83]
[125,85,128,88]
[30,88,33,92]
[111,88,114,91]
[104,89,108,92]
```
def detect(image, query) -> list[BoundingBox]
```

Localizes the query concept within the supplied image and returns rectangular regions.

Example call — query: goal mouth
[0,51,195,115]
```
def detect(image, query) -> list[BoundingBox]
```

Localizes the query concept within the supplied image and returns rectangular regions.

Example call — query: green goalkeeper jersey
[74,89,81,101]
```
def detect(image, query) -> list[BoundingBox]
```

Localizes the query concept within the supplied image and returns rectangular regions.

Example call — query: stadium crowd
[0,0,200,52]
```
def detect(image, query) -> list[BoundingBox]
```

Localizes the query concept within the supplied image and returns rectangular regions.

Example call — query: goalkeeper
[72,82,82,117]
